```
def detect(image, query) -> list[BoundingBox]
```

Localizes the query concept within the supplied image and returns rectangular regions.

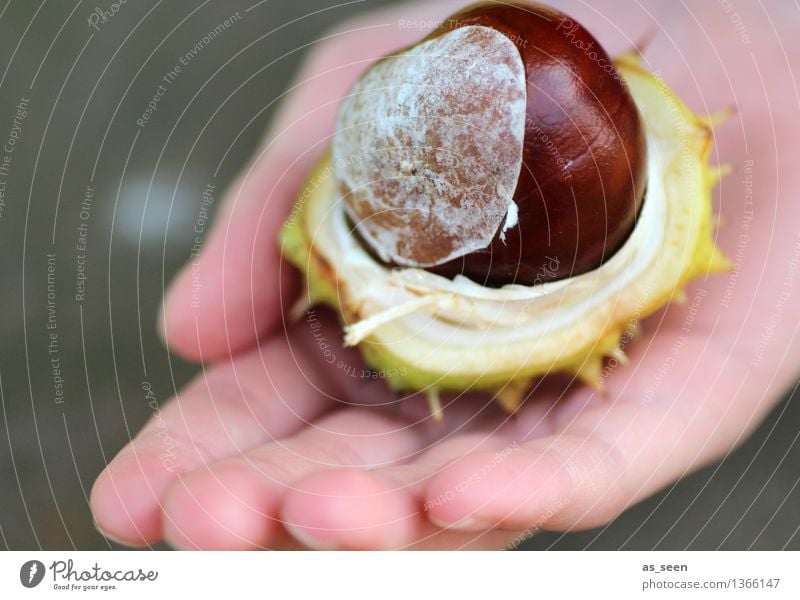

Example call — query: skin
[90,0,800,549]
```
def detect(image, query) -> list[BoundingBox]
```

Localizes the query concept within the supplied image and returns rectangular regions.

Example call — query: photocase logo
[16,559,159,591]
[20,560,45,588]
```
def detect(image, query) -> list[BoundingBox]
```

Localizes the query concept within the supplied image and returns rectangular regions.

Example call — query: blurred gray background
[0,0,797,550]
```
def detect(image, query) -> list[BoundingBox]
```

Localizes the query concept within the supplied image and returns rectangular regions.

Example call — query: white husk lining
[307,135,668,347]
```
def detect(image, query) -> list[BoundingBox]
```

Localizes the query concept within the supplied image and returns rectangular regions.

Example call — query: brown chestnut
[334,1,647,287]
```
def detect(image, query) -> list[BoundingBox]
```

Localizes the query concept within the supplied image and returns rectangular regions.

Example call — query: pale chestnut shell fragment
[333,25,527,267]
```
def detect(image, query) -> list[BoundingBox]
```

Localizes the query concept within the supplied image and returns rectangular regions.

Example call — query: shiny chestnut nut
[333,1,647,287]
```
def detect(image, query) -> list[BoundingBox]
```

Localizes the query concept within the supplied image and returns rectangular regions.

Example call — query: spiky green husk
[279,52,730,411]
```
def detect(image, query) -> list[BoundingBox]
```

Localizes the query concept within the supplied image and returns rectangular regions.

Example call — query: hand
[90,0,799,549]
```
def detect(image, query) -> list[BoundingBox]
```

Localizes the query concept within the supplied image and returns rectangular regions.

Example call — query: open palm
[90,0,800,549]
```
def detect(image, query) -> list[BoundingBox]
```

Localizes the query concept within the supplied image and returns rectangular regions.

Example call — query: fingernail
[157,263,190,346]
[156,300,168,346]
[285,524,336,550]
[93,519,136,547]
[429,515,491,532]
